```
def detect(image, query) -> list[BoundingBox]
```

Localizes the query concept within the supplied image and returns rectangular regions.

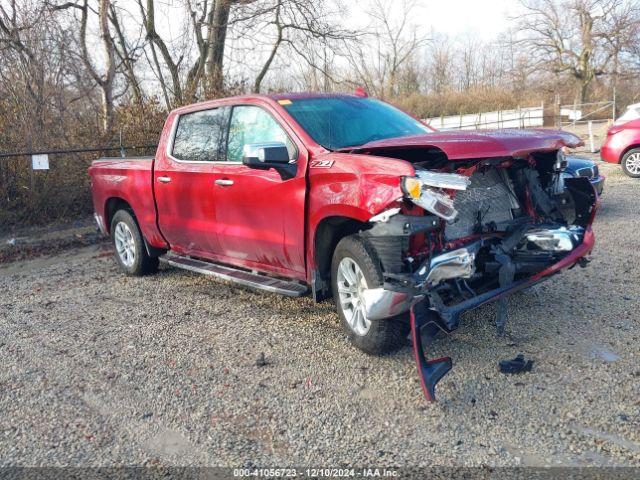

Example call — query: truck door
[154,106,228,257]
[212,104,307,279]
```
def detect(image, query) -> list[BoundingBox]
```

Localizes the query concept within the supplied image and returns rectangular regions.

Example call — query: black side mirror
[242,142,290,166]
[241,142,296,179]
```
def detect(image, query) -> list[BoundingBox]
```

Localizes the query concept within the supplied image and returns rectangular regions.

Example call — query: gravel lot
[1,161,638,468]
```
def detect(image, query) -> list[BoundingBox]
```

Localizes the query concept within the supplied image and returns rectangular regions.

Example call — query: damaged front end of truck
[354,143,598,401]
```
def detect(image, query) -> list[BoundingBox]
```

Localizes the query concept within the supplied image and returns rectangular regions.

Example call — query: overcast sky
[348,0,517,41]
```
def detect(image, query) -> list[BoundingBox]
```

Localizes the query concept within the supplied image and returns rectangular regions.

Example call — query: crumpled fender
[306,152,414,272]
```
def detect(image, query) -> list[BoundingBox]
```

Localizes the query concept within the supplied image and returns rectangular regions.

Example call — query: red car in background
[601,103,640,177]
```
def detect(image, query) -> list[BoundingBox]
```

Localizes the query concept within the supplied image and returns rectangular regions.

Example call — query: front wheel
[621,149,640,178]
[110,209,159,276]
[331,235,407,355]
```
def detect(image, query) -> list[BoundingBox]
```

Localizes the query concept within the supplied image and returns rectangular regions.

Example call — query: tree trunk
[253,6,282,94]
[205,0,231,94]
[144,0,183,104]
[579,79,589,105]
[101,86,114,133]
[110,4,143,104]
[79,0,116,135]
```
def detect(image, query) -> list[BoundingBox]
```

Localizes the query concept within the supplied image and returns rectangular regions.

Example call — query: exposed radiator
[445,169,520,240]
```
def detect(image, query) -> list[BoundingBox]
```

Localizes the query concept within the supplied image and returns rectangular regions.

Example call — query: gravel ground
[0,162,638,468]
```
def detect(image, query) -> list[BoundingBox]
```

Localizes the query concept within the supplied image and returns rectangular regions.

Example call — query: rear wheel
[331,235,407,355]
[621,149,640,178]
[110,210,159,276]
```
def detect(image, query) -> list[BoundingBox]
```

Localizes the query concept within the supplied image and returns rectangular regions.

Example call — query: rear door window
[172,107,228,162]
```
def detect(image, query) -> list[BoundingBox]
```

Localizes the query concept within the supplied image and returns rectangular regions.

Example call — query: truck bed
[89,157,166,248]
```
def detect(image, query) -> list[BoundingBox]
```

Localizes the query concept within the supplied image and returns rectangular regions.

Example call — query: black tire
[621,148,640,178]
[331,235,408,355]
[110,209,159,276]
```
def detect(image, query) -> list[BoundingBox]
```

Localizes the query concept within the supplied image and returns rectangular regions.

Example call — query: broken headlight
[401,171,470,221]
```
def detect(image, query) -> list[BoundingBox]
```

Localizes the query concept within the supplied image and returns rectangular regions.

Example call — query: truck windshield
[281,97,430,150]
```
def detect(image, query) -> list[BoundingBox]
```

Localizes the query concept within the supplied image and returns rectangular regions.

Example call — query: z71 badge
[310,160,334,169]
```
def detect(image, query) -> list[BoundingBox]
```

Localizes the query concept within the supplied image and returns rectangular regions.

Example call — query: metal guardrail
[429,115,546,130]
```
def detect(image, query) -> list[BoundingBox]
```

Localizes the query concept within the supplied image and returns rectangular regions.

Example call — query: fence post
[517,105,522,128]
[588,121,595,153]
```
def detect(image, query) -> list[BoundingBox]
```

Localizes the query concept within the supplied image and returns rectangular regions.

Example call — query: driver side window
[226,105,296,163]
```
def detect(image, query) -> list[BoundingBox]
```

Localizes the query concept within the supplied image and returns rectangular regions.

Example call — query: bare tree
[516,0,640,103]
[137,0,184,106]
[346,0,427,99]
[49,0,117,133]
[248,0,357,93]
[82,0,116,133]
[428,34,452,94]
[0,0,49,135]
[109,3,145,104]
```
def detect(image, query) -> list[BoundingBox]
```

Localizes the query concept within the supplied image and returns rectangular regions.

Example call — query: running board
[161,253,308,297]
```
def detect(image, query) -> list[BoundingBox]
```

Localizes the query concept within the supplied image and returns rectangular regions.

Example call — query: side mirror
[242,142,290,167]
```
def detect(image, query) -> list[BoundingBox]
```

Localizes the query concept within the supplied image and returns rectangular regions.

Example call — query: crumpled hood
[340,129,583,160]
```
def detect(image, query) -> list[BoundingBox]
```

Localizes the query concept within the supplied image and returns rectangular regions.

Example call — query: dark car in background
[565,157,605,195]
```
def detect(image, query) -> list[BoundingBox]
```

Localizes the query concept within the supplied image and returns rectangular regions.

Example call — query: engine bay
[362,150,598,332]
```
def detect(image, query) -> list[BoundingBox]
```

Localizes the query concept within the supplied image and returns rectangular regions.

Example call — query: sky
[347,0,516,41]
[417,0,516,40]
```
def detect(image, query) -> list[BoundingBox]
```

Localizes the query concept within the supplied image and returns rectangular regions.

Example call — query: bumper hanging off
[410,306,452,402]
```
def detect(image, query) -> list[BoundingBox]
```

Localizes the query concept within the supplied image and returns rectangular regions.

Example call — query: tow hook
[410,304,452,402]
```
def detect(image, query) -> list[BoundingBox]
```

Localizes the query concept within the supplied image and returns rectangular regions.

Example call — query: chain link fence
[0,144,157,233]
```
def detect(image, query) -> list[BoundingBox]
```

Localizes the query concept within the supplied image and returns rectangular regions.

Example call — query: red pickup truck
[89,92,597,400]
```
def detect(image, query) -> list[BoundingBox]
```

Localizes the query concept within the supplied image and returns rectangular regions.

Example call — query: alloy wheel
[336,257,371,336]
[625,152,640,175]
[114,221,136,268]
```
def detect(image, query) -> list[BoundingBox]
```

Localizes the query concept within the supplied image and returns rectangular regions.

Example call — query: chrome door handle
[214,179,234,186]
[157,176,171,183]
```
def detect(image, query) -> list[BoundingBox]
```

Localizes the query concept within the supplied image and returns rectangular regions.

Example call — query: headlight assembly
[401,171,470,221]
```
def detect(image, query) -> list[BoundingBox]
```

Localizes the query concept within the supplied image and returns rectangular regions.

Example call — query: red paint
[600,119,640,164]
[89,93,594,289]
[88,158,167,248]
[153,133,223,256]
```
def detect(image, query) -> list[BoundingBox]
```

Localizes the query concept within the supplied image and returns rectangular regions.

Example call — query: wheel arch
[104,197,166,258]
[104,197,134,232]
[312,215,369,301]
[620,144,640,163]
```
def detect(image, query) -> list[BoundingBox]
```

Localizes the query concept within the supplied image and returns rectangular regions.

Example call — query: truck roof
[170,92,365,115]
[265,92,364,101]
